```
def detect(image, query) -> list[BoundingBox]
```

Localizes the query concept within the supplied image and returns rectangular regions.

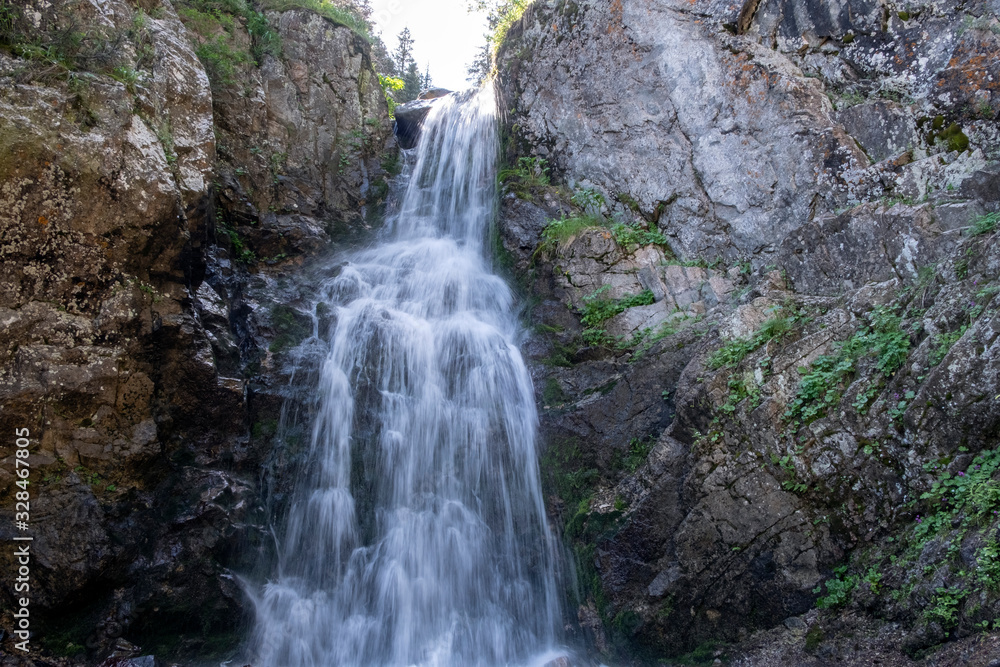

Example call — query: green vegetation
[260,0,370,39]
[580,286,656,327]
[577,286,655,346]
[218,221,255,264]
[571,187,605,214]
[470,0,532,54]
[542,377,567,406]
[499,156,550,197]
[770,453,808,493]
[785,306,911,422]
[381,150,402,176]
[269,304,311,353]
[968,211,999,237]
[540,214,602,244]
[609,221,668,247]
[925,586,969,628]
[814,564,858,609]
[0,3,151,83]
[674,641,727,665]
[917,447,1000,534]
[929,326,966,366]
[822,447,1000,632]
[176,0,281,86]
[378,73,404,116]
[612,436,655,472]
[931,120,970,153]
[194,36,252,85]
[707,309,796,369]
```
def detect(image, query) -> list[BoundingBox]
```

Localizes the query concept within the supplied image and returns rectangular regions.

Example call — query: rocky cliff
[0,0,393,662]
[496,0,1000,663]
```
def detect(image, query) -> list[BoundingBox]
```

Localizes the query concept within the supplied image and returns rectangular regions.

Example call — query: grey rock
[835,102,919,164]
[394,97,442,149]
[419,87,452,100]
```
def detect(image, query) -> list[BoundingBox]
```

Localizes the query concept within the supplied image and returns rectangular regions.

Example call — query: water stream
[250,86,565,667]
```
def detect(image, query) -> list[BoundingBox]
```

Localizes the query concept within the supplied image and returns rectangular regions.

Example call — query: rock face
[498,0,998,262]
[393,96,446,149]
[0,0,392,662]
[497,0,1000,662]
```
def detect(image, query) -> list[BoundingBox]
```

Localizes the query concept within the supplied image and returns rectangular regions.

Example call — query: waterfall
[249,86,564,667]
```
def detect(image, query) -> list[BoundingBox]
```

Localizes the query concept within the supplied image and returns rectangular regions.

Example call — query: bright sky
[369,0,490,91]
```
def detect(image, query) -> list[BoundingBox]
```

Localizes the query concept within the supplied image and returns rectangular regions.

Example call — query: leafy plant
[888,390,916,422]
[540,214,602,244]
[919,447,1000,530]
[194,35,252,85]
[925,586,969,628]
[929,326,966,366]
[499,156,550,197]
[110,65,139,91]
[379,73,404,116]
[580,287,655,327]
[609,221,667,248]
[968,211,999,237]
[814,565,858,609]
[707,310,795,369]
[178,0,280,85]
[612,436,655,472]
[571,187,605,215]
[785,306,910,422]
[471,0,531,54]
[218,221,255,263]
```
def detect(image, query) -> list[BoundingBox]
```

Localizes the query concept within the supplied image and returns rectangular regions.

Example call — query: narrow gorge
[1,0,1000,666]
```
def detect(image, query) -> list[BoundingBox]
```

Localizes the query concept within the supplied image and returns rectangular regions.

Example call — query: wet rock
[394,97,441,149]
[419,87,452,100]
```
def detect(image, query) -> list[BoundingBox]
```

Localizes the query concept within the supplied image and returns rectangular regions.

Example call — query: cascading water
[250,86,564,667]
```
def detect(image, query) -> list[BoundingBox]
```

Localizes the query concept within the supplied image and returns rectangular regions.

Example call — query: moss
[940,122,970,152]
[38,601,103,658]
[369,177,389,203]
[617,191,641,213]
[251,419,278,439]
[804,625,824,653]
[611,436,655,472]
[542,377,566,406]
[269,304,311,353]
[381,150,402,176]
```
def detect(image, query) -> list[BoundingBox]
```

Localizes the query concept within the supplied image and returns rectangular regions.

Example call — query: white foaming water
[250,87,564,667]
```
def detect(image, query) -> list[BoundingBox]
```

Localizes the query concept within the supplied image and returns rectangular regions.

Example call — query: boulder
[394,97,444,149]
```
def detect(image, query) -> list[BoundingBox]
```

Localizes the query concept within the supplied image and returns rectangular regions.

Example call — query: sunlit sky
[369,0,490,91]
